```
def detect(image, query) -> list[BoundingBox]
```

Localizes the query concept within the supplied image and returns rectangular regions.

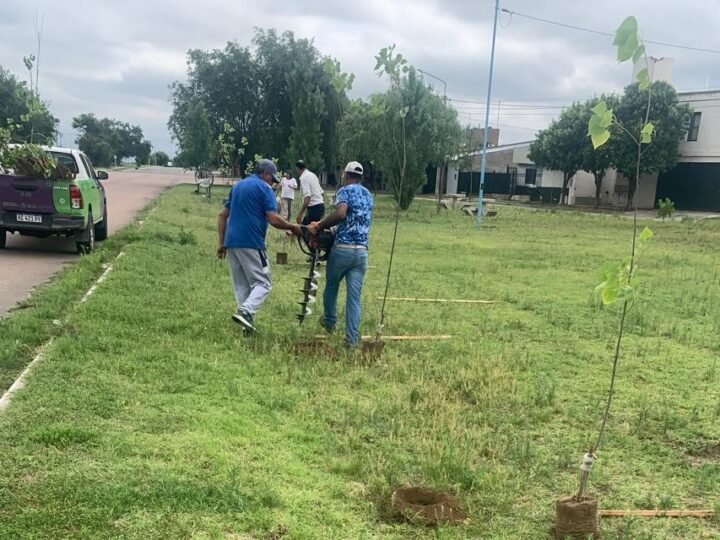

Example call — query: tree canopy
[0,66,57,145]
[529,102,588,204]
[72,114,153,167]
[169,29,352,175]
[610,81,691,204]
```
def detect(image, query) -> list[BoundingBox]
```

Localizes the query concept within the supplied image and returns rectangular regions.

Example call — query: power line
[502,8,720,55]
[452,103,566,111]
[453,109,560,116]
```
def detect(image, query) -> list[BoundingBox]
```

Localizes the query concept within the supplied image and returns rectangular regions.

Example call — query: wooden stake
[600,510,715,518]
[377,297,498,304]
[312,335,453,341]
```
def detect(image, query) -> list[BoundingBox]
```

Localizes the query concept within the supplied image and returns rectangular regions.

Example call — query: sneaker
[319,317,335,333]
[232,310,255,332]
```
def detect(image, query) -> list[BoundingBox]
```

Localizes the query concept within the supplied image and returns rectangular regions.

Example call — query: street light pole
[417,68,447,101]
[418,68,449,210]
[477,0,500,226]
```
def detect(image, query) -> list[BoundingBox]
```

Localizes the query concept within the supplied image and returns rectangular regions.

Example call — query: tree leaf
[591,101,607,118]
[640,122,654,144]
[613,16,639,62]
[638,226,654,243]
[591,129,611,149]
[633,45,646,64]
[636,68,650,90]
[600,109,613,129]
[588,114,602,134]
[601,285,618,305]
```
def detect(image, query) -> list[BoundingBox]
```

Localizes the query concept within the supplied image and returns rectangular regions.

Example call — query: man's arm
[216,207,229,258]
[310,203,347,233]
[267,211,302,236]
[296,195,311,224]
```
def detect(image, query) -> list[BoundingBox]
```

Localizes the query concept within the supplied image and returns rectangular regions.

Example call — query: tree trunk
[436,161,447,214]
[593,172,604,208]
[626,177,637,210]
[560,171,573,206]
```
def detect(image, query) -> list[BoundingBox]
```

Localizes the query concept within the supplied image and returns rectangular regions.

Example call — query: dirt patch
[554,495,599,539]
[391,486,467,526]
[687,441,720,466]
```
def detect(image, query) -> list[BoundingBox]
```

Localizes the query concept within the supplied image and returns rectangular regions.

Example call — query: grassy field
[0,185,719,539]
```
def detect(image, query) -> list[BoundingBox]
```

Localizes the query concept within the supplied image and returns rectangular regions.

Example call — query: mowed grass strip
[0,185,719,539]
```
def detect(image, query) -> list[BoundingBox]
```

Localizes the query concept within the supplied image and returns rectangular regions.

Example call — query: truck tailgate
[0,174,57,215]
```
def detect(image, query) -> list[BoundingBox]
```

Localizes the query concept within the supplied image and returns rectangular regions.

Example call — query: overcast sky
[1,0,718,155]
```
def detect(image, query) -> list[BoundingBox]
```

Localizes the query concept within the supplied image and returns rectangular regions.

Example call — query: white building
[437,141,566,203]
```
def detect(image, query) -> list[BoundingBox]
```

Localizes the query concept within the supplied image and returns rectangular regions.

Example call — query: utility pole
[477,0,500,226]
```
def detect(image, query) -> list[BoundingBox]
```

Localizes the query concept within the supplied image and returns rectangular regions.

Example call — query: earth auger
[295,225,333,324]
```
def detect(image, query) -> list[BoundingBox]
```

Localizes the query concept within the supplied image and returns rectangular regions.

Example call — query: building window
[525,168,537,185]
[688,112,702,141]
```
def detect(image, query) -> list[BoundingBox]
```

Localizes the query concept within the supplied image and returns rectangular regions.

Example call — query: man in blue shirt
[217,159,301,332]
[308,161,373,347]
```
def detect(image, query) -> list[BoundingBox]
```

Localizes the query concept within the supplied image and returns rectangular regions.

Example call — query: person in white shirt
[277,171,298,220]
[294,160,325,225]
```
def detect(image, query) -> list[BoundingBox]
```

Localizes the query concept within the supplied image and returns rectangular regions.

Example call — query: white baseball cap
[344,161,364,176]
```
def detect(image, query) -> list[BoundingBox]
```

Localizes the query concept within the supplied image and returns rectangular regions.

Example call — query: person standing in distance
[294,160,325,225]
[278,171,298,220]
[217,159,301,332]
[308,161,373,348]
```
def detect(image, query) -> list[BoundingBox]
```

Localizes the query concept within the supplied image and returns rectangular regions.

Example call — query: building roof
[452,140,533,160]
[678,88,720,96]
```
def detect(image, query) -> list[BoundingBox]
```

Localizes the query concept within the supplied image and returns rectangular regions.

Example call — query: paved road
[0,167,187,316]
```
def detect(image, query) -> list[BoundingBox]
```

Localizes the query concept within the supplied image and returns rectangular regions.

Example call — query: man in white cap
[217,158,301,332]
[308,161,373,347]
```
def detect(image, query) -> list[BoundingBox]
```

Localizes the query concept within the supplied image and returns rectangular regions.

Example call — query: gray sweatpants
[227,248,272,314]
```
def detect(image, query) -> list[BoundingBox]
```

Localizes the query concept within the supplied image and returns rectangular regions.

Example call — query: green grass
[0,186,719,539]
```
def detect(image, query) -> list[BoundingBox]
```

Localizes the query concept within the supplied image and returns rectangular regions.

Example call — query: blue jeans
[323,246,368,346]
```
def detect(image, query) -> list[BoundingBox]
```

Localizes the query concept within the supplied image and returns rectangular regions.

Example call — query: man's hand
[296,215,303,225]
[290,224,302,237]
[307,221,321,235]
[216,246,227,259]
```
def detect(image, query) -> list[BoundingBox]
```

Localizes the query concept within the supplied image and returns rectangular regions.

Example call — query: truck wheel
[95,206,108,241]
[76,212,95,255]
[0,229,6,249]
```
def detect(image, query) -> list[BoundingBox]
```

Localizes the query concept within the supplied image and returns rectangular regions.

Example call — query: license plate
[16,213,43,224]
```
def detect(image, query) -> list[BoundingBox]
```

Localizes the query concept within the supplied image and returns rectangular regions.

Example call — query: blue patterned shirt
[334,183,373,247]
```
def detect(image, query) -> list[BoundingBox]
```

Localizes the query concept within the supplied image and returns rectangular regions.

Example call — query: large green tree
[72,113,153,167]
[168,29,352,174]
[529,102,588,205]
[150,151,170,166]
[610,81,692,207]
[0,67,57,144]
[175,99,212,170]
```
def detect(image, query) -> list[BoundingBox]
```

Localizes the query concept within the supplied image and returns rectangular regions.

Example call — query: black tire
[95,205,108,241]
[0,229,6,249]
[76,212,95,255]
